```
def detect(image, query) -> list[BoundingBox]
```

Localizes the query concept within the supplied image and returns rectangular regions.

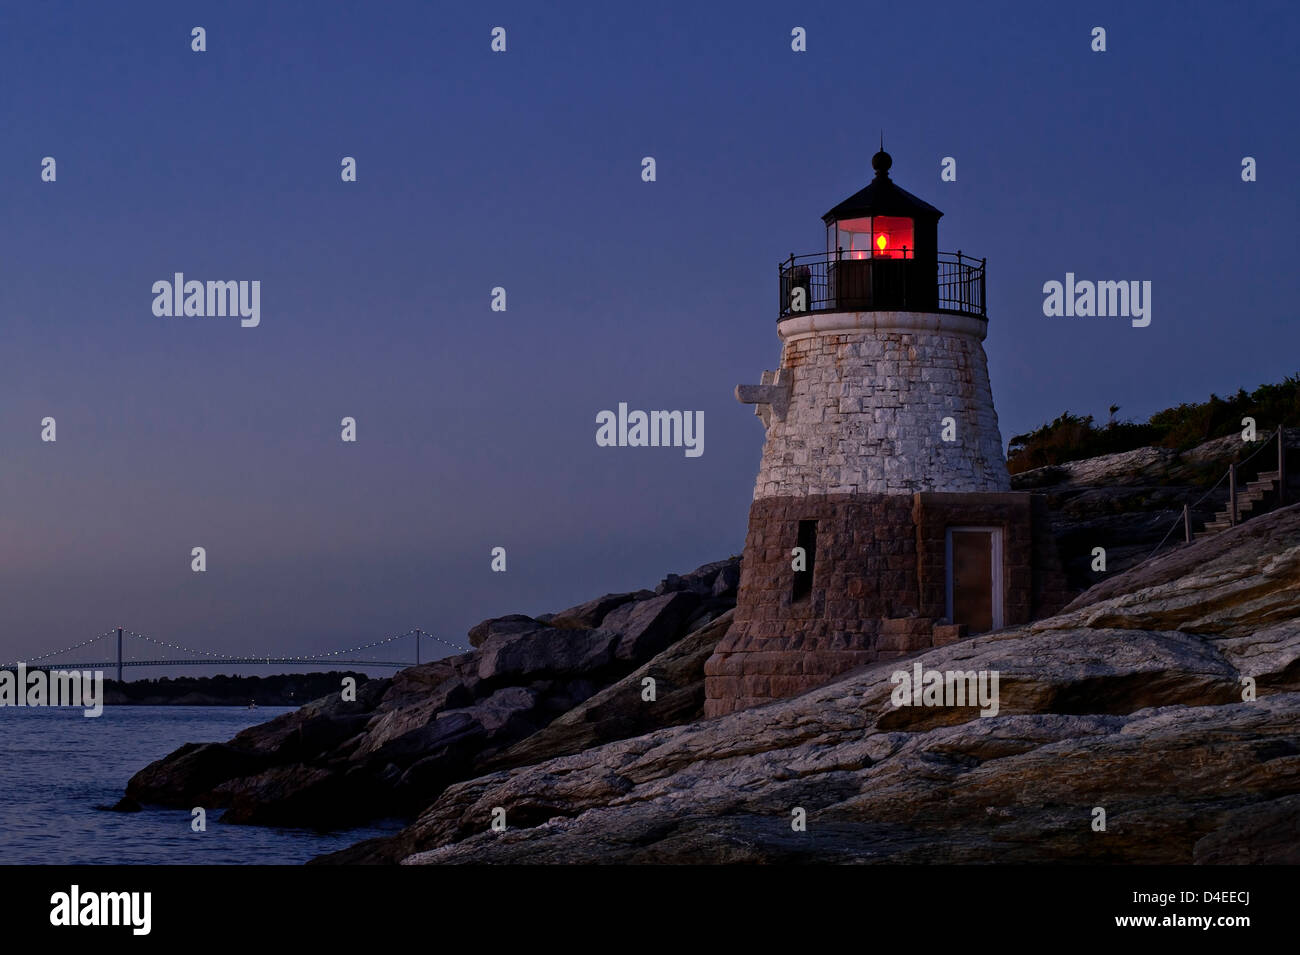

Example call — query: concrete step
[1196,469,1286,540]
[1215,488,1279,523]
[1213,512,1259,524]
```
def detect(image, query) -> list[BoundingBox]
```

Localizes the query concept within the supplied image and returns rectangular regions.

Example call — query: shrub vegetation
[1006,374,1300,474]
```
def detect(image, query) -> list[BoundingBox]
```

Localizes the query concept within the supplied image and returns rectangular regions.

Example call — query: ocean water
[0,706,401,865]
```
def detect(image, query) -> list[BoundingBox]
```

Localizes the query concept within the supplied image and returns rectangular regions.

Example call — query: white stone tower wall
[753,311,1009,499]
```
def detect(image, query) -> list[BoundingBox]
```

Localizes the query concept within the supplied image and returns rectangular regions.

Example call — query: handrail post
[1279,425,1287,505]
[783,253,794,316]
[415,628,421,666]
[779,257,785,316]
[116,627,123,683]
[1229,463,1237,526]
[979,259,986,316]
[902,245,908,304]
[1183,504,1191,543]
[869,245,875,303]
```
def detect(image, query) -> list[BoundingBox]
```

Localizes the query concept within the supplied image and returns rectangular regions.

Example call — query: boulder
[548,593,641,629]
[126,742,272,807]
[214,764,347,827]
[1193,793,1300,864]
[355,678,475,756]
[600,591,700,661]
[711,561,741,598]
[467,614,541,649]
[656,558,739,597]
[480,610,735,772]
[476,625,619,682]
[228,677,391,755]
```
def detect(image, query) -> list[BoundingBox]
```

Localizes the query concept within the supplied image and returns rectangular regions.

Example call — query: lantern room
[820,149,942,311]
[826,215,915,260]
[777,148,992,319]
[822,149,939,263]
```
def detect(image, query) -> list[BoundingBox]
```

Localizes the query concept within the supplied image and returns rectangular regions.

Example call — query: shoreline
[101,671,369,708]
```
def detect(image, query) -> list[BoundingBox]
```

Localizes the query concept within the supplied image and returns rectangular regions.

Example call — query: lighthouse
[705,149,1069,717]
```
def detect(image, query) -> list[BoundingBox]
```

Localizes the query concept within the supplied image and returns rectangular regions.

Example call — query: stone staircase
[1197,471,1282,537]
[1190,426,1298,541]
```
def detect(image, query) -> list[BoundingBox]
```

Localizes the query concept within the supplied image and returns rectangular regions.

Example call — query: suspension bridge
[2,627,470,682]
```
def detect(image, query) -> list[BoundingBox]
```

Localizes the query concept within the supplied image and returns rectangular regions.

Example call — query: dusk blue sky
[2,1,1297,672]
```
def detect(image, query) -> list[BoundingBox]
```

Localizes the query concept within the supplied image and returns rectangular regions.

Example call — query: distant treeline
[103,671,371,706]
[1007,374,1300,474]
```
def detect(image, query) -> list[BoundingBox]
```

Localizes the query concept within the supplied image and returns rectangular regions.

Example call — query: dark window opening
[792,520,818,602]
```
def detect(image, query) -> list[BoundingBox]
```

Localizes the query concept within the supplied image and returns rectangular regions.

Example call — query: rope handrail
[1142,517,1184,564]
[1234,425,1282,472]
[1142,424,1286,562]
[1186,468,1230,512]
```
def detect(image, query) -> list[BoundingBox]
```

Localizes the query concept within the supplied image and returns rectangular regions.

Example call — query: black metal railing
[778,250,986,320]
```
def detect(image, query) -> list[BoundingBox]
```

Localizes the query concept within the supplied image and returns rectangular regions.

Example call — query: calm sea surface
[0,706,402,864]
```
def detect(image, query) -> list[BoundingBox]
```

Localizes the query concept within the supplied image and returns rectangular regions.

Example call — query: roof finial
[871,136,892,178]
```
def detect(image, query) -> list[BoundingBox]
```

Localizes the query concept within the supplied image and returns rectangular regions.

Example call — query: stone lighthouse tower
[704,149,1068,717]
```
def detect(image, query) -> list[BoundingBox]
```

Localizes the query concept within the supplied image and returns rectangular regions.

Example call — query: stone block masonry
[703,491,1066,717]
[713,308,1069,717]
[753,313,1008,499]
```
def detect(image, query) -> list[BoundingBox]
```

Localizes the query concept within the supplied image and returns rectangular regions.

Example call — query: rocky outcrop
[543,594,642,631]
[118,445,1300,863]
[1061,501,1300,626]
[324,505,1300,865]
[321,610,736,864]
[391,695,1300,864]
[122,558,740,829]
[481,610,733,772]
[1013,428,1300,590]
